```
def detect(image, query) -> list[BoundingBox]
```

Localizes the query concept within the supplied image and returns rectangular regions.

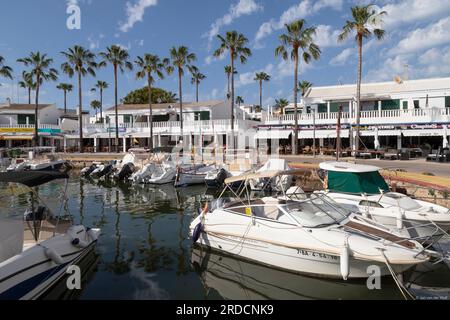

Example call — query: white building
[263,77,450,151]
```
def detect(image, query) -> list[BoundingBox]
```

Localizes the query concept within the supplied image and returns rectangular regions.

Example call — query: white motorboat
[130,163,157,183]
[174,164,214,187]
[7,158,70,173]
[189,171,434,280]
[113,153,136,180]
[317,162,450,242]
[0,171,100,300]
[90,161,115,179]
[147,162,177,185]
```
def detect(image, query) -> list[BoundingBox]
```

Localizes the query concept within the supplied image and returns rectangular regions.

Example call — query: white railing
[266,107,450,125]
[0,124,60,129]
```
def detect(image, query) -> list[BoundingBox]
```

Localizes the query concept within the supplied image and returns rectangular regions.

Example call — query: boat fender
[396,211,403,229]
[71,237,89,248]
[192,223,203,243]
[87,228,99,241]
[340,239,350,281]
[45,248,64,265]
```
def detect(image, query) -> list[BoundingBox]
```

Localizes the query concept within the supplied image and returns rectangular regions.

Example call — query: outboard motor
[118,163,135,180]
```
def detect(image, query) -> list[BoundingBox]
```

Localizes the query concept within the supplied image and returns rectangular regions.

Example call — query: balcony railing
[265,107,450,125]
[0,124,60,129]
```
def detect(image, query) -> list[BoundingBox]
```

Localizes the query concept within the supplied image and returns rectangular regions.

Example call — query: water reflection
[16,176,448,300]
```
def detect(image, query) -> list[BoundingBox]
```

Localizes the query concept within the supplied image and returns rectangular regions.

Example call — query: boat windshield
[282,194,351,228]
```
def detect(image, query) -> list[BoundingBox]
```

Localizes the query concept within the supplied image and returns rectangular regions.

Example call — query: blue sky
[0,0,450,113]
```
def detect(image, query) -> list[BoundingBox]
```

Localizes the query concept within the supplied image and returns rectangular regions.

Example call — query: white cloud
[313,25,342,48]
[205,51,226,65]
[381,0,450,29]
[119,0,158,33]
[389,17,450,55]
[254,0,343,47]
[365,55,412,82]
[235,63,274,88]
[205,0,262,48]
[87,34,104,50]
[417,46,450,77]
[330,48,354,66]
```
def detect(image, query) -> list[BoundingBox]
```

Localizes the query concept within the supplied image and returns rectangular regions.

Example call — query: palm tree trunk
[227,74,230,97]
[196,82,199,103]
[63,90,67,114]
[100,88,103,124]
[230,52,235,152]
[355,35,362,156]
[259,80,262,110]
[34,75,40,147]
[114,65,119,153]
[78,71,84,153]
[148,74,153,150]
[178,69,183,141]
[293,49,299,155]
[28,88,31,105]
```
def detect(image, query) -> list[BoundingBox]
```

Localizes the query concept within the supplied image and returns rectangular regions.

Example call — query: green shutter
[381,99,400,110]
[317,103,327,113]
[402,101,408,110]
[445,96,450,108]
[17,114,35,125]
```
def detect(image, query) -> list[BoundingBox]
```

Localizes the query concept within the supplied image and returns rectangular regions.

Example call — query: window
[330,102,349,113]
[317,103,327,113]
[402,101,408,110]
[123,115,132,123]
[381,99,400,110]
[445,96,450,108]
[194,111,210,121]
[17,114,35,125]
[413,100,420,109]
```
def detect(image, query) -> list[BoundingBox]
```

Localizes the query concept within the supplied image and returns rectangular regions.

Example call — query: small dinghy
[80,163,99,177]
[130,163,156,183]
[112,153,136,181]
[7,159,71,173]
[174,164,214,187]
[0,171,100,300]
[91,161,115,179]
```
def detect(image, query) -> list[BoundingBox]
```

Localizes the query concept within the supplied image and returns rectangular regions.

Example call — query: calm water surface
[3,174,450,300]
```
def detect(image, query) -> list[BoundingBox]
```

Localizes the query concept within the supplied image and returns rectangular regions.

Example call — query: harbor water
[1,173,450,300]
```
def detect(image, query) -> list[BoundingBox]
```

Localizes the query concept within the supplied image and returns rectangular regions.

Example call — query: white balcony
[265,107,450,126]
[83,119,260,138]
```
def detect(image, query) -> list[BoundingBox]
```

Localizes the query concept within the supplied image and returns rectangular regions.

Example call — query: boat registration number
[297,249,338,261]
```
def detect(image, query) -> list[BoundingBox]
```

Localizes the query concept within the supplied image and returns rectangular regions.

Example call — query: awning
[0,135,33,140]
[298,130,349,139]
[377,130,401,136]
[255,130,292,139]
[402,129,443,137]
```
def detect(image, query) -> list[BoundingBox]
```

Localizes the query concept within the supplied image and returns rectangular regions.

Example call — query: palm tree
[56,83,73,113]
[18,71,36,104]
[275,98,289,115]
[190,67,206,103]
[99,45,133,153]
[236,96,244,106]
[254,72,271,110]
[135,54,169,150]
[17,52,58,146]
[224,65,236,97]
[91,80,109,124]
[0,56,12,81]
[91,100,101,122]
[167,46,197,139]
[214,31,252,147]
[61,46,97,153]
[338,4,386,154]
[275,19,321,155]
[298,80,312,114]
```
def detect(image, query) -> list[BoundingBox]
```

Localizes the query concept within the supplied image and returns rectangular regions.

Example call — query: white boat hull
[0,226,100,300]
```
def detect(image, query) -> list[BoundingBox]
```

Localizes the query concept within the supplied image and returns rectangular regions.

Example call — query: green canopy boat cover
[327,170,389,195]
